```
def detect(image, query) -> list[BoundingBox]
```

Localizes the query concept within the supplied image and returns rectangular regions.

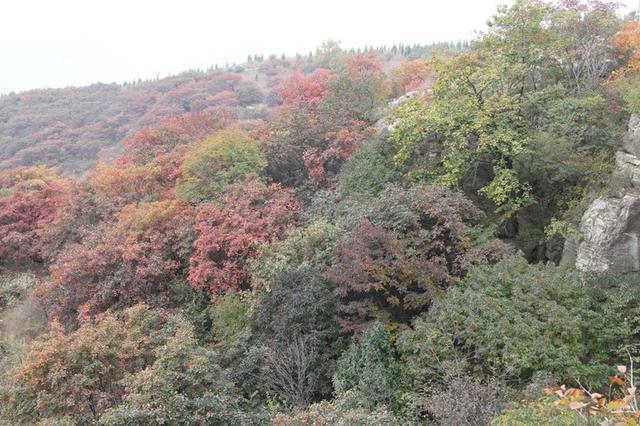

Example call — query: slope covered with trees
[1,1,640,424]
[0,42,455,176]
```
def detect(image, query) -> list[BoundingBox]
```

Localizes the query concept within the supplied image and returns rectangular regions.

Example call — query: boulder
[615,151,640,188]
[574,194,640,273]
[623,114,640,157]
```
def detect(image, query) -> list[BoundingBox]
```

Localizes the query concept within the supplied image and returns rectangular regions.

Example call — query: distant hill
[0,70,269,176]
[0,42,461,176]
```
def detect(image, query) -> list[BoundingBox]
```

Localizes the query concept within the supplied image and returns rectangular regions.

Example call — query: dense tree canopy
[1,2,640,424]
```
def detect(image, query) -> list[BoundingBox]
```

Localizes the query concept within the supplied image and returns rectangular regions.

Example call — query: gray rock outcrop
[567,115,640,273]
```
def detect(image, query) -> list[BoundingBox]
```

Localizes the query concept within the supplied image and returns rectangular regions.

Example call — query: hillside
[2,1,640,425]
[0,42,455,176]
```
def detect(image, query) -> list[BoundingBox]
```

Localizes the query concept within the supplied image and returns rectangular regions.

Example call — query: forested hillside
[0,42,454,176]
[1,1,640,424]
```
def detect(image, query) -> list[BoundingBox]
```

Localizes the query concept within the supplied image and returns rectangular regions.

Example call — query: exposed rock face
[623,115,640,157]
[375,91,418,132]
[568,115,640,273]
[575,195,640,272]
[616,151,640,188]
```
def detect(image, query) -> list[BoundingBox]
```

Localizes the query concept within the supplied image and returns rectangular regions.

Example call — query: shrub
[491,399,584,426]
[335,141,400,201]
[210,290,250,347]
[1,305,171,424]
[188,180,298,297]
[252,264,341,401]
[424,376,514,426]
[249,220,343,292]
[39,200,195,324]
[271,390,399,426]
[327,184,499,332]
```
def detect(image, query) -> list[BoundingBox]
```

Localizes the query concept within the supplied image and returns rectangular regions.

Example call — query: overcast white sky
[0,0,637,94]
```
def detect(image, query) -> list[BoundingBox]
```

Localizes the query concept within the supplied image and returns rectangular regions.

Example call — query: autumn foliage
[3,7,640,423]
[40,200,194,323]
[613,22,640,74]
[0,167,69,265]
[188,180,299,298]
[328,184,498,332]
[390,59,431,96]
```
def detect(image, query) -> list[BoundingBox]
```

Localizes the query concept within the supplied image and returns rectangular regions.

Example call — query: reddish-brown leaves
[278,69,333,107]
[40,200,195,322]
[188,179,299,298]
[0,167,69,265]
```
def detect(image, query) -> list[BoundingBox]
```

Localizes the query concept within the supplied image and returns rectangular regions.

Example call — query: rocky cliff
[563,115,640,273]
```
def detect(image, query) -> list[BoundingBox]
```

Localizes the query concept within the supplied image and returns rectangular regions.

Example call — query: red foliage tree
[341,52,383,79]
[188,179,299,298]
[0,167,69,266]
[38,180,105,264]
[262,55,387,187]
[328,219,440,333]
[302,120,376,186]
[209,90,240,108]
[278,69,333,107]
[124,111,234,163]
[327,184,505,332]
[390,60,431,96]
[39,200,195,324]
[89,111,235,207]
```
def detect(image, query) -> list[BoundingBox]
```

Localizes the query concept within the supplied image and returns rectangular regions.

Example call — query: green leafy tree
[176,130,267,202]
[99,318,251,425]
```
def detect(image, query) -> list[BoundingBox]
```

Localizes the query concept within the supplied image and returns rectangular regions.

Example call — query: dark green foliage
[400,256,639,388]
[335,140,401,201]
[251,263,342,402]
[211,290,251,348]
[250,220,343,290]
[333,324,406,410]
[253,264,338,344]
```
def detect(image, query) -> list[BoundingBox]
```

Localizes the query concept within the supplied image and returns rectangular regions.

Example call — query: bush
[424,376,514,426]
[211,290,250,347]
[327,184,500,331]
[249,220,343,292]
[98,318,251,425]
[253,264,338,345]
[335,141,400,201]
[1,305,171,424]
[491,399,584,426]
[251,263,341,402]
[271,390,399,426]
